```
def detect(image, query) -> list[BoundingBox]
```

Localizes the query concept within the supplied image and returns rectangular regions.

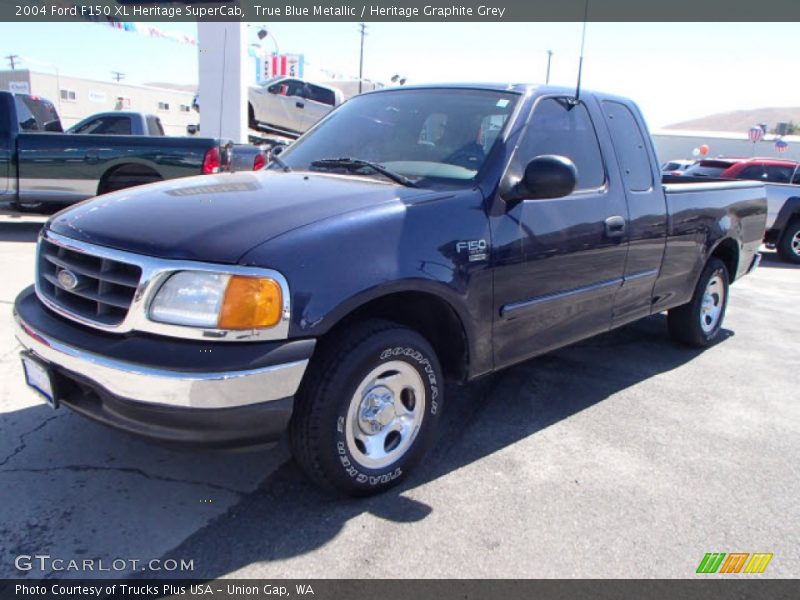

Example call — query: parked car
[716,159,800,262]
[680,158,800,263]
[681,158,744,178]
[13,84,766,496]
[718,158,800,184]
[248,76,344,137]
[67,112,165,136]
[661,159,695,175]
[0,92,232,211]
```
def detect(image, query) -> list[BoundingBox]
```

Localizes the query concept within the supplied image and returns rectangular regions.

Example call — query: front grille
[37,237,142,326]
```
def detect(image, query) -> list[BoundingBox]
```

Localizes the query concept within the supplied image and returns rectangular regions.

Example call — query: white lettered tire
[289,319,444,496]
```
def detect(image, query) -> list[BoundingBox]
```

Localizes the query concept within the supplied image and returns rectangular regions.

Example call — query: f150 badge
[456,240,488,262]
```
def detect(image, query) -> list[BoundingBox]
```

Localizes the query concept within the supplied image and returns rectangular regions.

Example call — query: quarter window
[514,98,605,191]
[602,100,653,192]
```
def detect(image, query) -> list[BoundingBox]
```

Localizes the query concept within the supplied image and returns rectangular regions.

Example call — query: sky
[1,21,799,128]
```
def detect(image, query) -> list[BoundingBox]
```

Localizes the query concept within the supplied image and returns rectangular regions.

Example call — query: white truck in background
[248,76,382,137]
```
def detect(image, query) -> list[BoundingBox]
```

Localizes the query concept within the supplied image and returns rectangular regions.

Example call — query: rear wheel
[290,319,444,496]
[777,218,800,264]
[668,258,729,347]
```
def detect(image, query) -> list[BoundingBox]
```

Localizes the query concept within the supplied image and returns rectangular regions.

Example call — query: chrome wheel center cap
[358,386,396,434]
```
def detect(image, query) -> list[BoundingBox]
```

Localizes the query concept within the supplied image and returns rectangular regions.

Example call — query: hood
[48,171,432,264]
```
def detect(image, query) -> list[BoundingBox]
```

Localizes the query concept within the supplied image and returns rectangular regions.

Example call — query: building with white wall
[0,69,196,136]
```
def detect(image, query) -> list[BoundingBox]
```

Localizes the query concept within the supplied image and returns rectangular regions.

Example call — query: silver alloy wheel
[791,230,800,257]
[700,273,725,333]
[344,360,426,470]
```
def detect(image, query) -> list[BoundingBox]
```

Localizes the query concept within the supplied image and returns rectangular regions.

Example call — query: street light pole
[358,22,367,93]
[545,50,553,84]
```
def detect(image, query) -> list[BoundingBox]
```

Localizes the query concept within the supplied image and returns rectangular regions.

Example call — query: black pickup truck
[0,92,232,210]
[13,84,766,496]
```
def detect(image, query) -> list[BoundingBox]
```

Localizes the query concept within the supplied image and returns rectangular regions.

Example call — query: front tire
[289,319,444,496]
[777,218,800,264]
[668,258,729,347]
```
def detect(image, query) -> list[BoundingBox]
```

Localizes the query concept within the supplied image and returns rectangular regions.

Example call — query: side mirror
[504,155,577,210]
[271,143,287,156]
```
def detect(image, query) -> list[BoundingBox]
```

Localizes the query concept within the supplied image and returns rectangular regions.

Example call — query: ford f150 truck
[13,84,766,496]
[0,92,232,211]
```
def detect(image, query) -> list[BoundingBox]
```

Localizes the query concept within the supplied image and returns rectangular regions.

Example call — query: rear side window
[685,160,735,178]
[308,85,336,106]
[72,116,132,135]
[14,95,61,132]
[514,98,605,191]
[602,101,653,192]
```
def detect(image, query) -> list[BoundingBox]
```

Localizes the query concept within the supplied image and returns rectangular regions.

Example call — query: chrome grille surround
[35,229,291,342]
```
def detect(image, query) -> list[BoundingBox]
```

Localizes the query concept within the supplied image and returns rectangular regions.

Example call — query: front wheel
[667,258,730,347]
[289,320,444,496]
[777,218,800,264]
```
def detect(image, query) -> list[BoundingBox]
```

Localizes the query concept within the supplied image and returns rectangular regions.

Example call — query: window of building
[60,89,77,102]
[179,104,191,112]
[158,101,170,112]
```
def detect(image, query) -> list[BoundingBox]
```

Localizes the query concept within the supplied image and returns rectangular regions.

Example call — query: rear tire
[668,258,729,348]
[289,319,444,496]
[777,218,800,264]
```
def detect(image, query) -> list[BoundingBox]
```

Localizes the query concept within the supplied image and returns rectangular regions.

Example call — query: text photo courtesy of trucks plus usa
[0,5,798,589]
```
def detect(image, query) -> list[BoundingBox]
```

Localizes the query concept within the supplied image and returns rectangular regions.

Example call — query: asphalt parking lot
[0,216,797,579]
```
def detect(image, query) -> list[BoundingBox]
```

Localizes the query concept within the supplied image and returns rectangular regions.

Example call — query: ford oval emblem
[57,268,79,290]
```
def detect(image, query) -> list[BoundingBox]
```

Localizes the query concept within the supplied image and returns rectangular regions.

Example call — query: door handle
[604,215,626,239]
[295,101,305,109]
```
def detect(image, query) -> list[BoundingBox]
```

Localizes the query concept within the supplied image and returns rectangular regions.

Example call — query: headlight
[149,271,283,330]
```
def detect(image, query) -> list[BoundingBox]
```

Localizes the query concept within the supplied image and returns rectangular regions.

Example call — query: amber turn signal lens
[218,276,282,329]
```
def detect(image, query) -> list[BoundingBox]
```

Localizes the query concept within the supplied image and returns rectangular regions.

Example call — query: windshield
[274,88,519,187]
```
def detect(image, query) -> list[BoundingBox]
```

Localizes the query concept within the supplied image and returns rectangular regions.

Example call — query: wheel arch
[315,287,471,384]
[97,161,163,195]
[709,237,740,282]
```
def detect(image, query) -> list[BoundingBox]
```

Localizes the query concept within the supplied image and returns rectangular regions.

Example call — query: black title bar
[3,0,800,22]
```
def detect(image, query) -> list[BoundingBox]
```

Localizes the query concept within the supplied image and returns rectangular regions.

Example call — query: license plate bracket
[21,352,59,409]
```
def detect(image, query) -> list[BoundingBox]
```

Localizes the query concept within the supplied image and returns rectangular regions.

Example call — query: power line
[358,23,367,93]
[5,54,19,69]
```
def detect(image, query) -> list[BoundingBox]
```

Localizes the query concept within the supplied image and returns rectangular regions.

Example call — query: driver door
[491,97,630,369]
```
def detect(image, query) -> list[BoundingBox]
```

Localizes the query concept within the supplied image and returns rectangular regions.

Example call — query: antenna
[572,0,589,106]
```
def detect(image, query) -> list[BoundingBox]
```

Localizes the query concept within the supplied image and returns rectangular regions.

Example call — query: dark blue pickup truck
[13,84,766,495]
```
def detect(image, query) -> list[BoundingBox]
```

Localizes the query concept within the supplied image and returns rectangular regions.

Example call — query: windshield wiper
[310,157,417,188]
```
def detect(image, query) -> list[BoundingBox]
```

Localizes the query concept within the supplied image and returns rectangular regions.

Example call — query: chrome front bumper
[14,312,309,410]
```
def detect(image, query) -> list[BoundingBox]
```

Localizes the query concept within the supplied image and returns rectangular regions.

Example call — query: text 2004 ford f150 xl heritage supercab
[13,84,766,495]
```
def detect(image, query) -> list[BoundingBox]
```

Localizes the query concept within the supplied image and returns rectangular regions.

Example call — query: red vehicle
[682,158,800,184]
[719,158,800,184]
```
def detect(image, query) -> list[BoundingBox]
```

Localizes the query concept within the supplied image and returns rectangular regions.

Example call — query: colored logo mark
[696,552,773,574]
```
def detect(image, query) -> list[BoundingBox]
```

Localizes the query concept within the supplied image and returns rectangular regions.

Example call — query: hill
[665,107,800,133]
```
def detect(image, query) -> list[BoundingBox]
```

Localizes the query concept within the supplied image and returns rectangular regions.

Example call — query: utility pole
[545,50,553,84]
[111,71,125,82]
[358,22,367,93]
[5,54,19,70]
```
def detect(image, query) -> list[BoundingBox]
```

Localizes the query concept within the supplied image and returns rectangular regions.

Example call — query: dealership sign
[8,81,29,94]
[256,53,305,82]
